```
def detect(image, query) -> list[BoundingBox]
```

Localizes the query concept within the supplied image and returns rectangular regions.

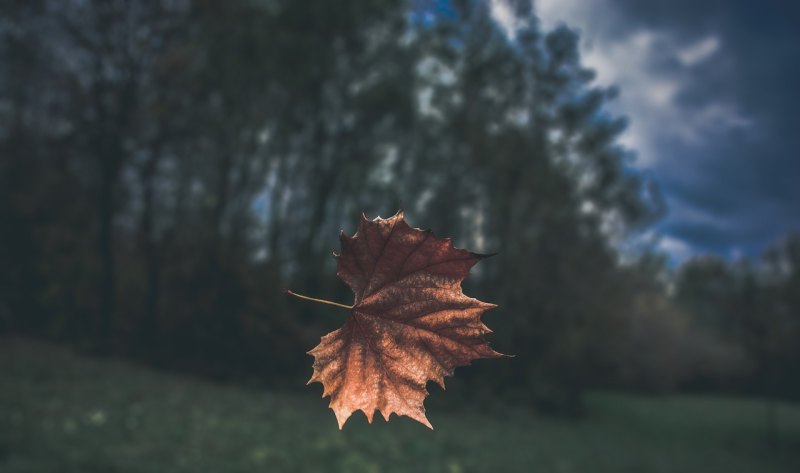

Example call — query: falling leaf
[304,211,503,429]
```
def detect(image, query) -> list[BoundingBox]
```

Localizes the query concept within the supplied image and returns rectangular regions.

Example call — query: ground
[1,338,798,473]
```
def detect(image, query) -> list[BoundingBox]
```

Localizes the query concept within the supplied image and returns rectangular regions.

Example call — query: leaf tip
[421,417,434,430]
[334,409,351,430]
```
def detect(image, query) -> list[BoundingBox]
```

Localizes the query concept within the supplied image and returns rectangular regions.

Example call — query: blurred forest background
[2,0,799,432]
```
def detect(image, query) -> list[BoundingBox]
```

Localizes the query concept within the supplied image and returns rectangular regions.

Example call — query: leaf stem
[286,290,353,310]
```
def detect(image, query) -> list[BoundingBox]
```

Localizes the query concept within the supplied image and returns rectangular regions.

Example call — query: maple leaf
[292,211,503,429]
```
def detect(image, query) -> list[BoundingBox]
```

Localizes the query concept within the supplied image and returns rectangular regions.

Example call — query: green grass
[1,339,799,473]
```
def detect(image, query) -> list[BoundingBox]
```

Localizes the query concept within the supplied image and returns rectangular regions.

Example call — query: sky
[522,0,800,264]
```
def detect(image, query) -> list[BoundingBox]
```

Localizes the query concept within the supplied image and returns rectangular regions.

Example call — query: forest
[1,0,799,425]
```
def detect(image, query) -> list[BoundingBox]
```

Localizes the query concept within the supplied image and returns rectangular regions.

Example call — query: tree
[2,0,679,410]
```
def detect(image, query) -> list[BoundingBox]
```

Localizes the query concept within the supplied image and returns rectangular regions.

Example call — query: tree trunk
[97,151,118,350]
[139,145,164,358]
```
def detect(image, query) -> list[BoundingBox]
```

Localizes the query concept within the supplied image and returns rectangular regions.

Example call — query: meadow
[1,338,798,473]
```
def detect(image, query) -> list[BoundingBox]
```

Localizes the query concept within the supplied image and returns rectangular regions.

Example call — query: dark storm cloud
[536,0,800,260]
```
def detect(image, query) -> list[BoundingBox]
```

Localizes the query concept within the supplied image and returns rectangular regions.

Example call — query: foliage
[1,0,797,410]
[675,236,800,399]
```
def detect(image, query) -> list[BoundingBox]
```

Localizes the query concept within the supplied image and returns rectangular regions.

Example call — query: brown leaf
[307,211,503,429]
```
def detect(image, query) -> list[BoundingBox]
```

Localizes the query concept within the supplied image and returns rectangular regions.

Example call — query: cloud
[534,0,800,260]
[656,235,693,265]
[489,0,517,35]
[677,36,720,66]
[535,7,751,167]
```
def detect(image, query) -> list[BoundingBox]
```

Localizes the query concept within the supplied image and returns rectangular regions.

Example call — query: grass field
[1,338,799,473]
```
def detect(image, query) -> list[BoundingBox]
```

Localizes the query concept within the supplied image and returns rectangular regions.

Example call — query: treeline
[1,0,797,410]
[673,242,800,400]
